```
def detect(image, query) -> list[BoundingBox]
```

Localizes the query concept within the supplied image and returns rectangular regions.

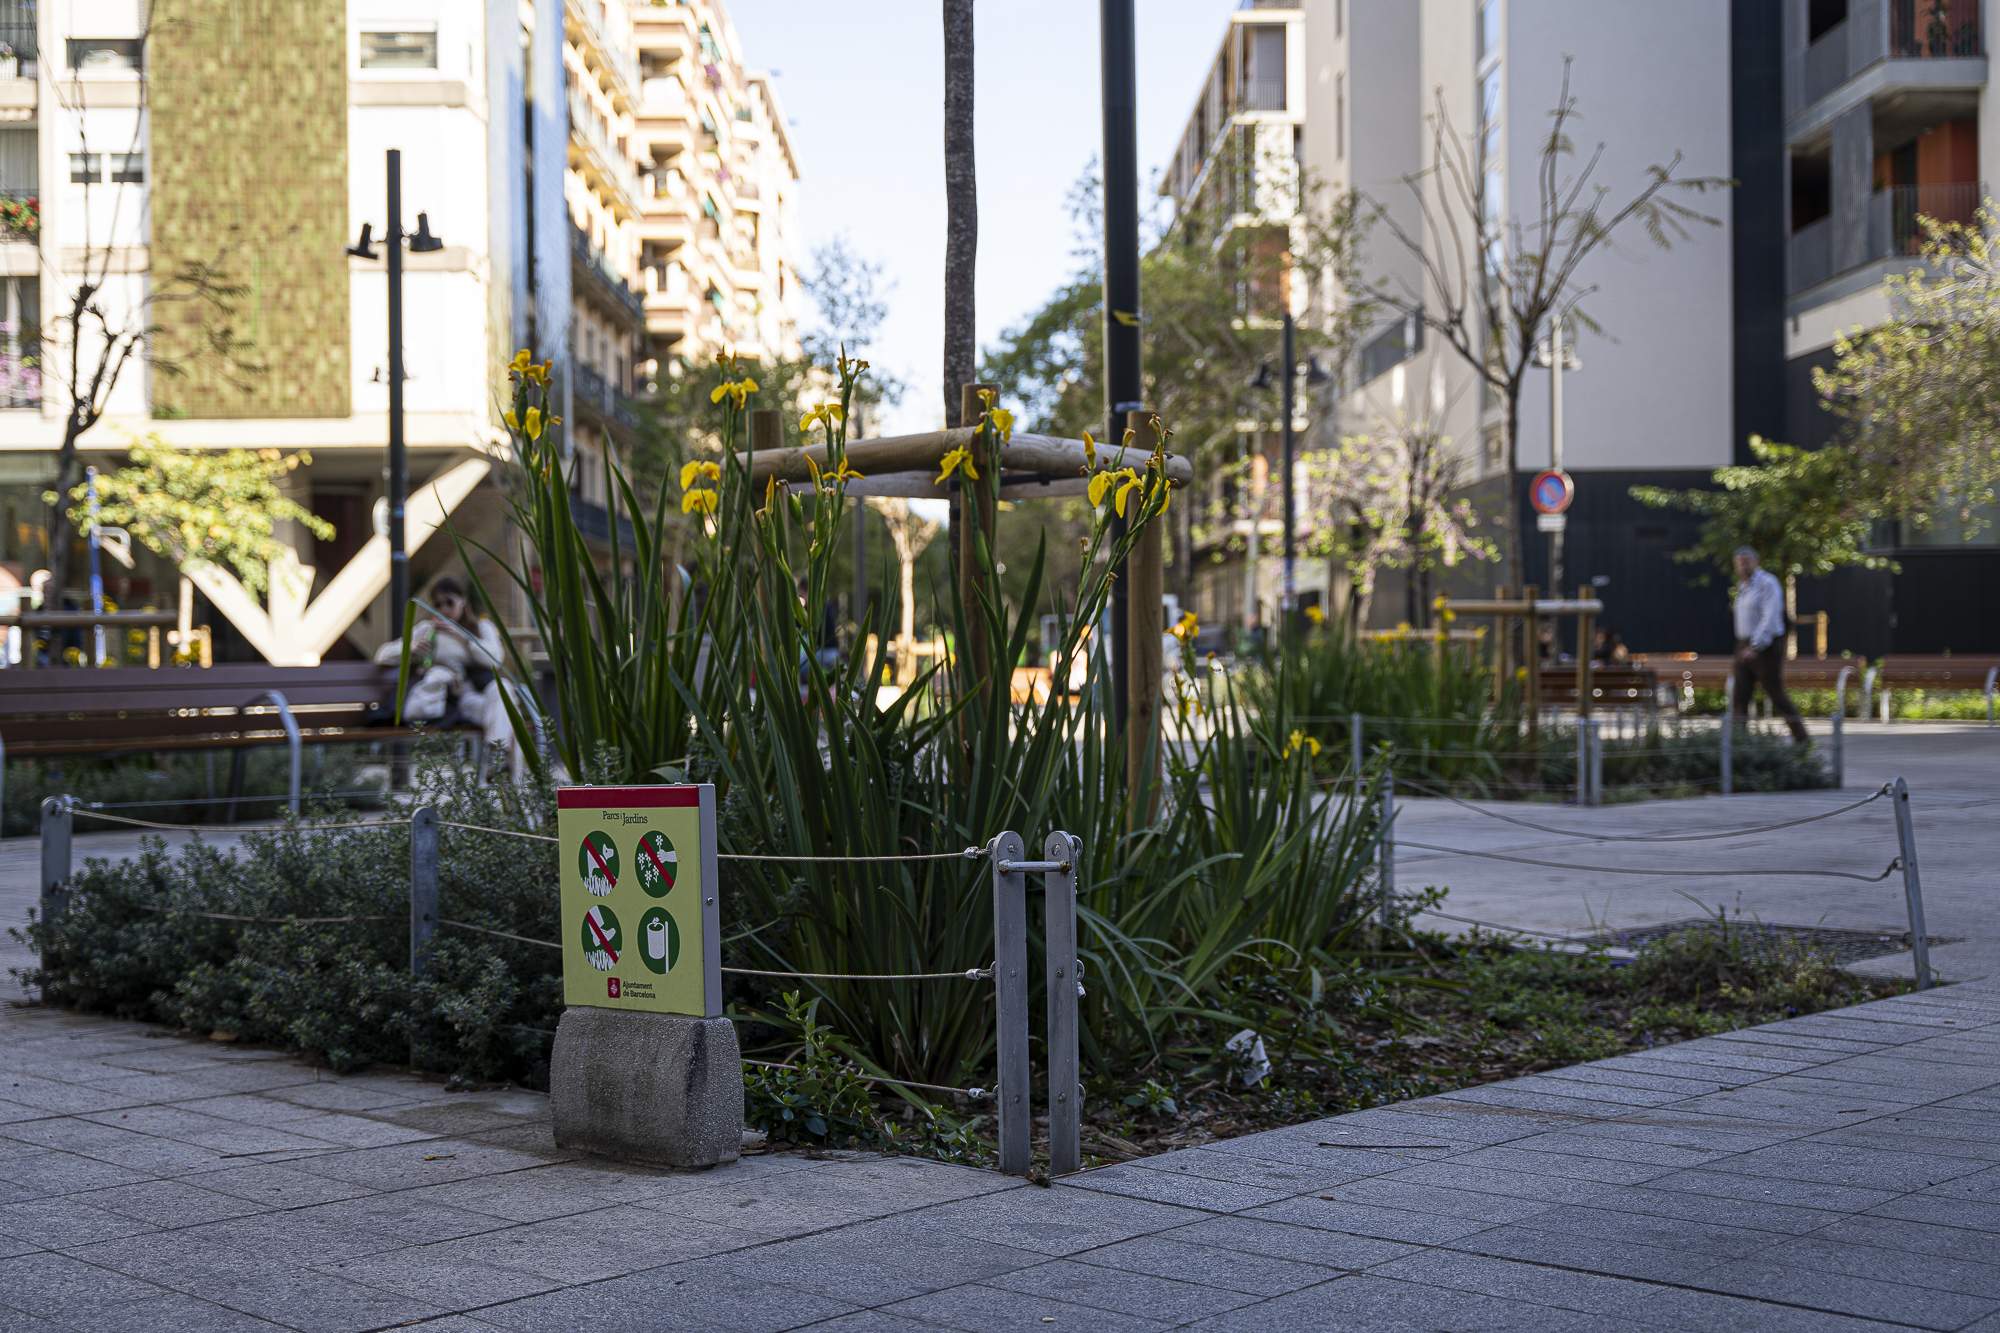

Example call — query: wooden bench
[0,662,503,818]
[1633,654,1864,700]
[1865,655,2000,723]
[1537,665,1662,716]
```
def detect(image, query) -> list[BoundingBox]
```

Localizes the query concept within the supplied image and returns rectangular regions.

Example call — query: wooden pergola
[736,396,1194,804]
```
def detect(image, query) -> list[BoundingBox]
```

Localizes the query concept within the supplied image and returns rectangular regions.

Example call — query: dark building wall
[1732,0,1788,464]
[1784,346,1844,448]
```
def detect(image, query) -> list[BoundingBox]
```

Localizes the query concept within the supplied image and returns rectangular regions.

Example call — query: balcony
[1356,316,1424,386]
[565,0,640,111]
[1789,0,1984,133]
[1787,179,1981,295]
[572,360,645,438]
[0,1,36,80]
[567,92,644,218]
[569,222,647,328]
[0,191,35,243]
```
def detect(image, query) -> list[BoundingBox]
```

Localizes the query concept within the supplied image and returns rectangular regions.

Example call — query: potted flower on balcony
[0,43,17,79]
[0,196,36,242]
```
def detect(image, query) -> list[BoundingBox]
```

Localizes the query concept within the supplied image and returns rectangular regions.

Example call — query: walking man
[1731,546,1808,743]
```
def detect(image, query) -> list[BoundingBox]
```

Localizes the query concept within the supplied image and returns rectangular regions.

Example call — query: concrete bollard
[551,1009,743,1168]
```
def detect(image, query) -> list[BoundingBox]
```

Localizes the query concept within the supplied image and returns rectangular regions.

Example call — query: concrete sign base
[550,1007,743,1169]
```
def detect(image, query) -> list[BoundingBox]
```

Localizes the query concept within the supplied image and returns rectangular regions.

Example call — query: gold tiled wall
[150,0,349,418]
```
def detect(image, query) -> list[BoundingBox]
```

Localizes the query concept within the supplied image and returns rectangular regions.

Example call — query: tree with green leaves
[1631,436,1893,648]
[1814,202,2000,538]
[52,439,332,594]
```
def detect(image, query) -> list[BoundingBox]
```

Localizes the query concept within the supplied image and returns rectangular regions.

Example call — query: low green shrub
[4,750,385,838]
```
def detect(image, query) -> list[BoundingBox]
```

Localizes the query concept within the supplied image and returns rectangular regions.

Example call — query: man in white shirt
[1731,546,1808,743]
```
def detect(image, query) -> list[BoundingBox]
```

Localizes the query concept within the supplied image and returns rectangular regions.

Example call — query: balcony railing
[0,1,37,78]
[1890,0,1982,57]
[1239,75,1286,113]
[1802,20,1851,106]
[1788,179,1982,294]
[570,223,647,325]
[572,360,645,435]
[1356,316,1424,385]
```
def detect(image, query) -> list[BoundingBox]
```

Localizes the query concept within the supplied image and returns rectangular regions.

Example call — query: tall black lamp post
[1100,0,1142,725]
[348,148,443,639]
[1252,317,1330,628]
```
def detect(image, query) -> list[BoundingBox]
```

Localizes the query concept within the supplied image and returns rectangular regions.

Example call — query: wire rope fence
[35,794,1084,1178]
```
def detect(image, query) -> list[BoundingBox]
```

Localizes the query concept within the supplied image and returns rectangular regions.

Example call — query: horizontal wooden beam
[739,429,1193,493]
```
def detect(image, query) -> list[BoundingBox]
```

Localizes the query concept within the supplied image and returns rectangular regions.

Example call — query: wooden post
[1575,586,1595,722]
[1522,584,1541,735]
[957,384,998,696]
[1124,409,1164,821]
[1492,585,1510,706]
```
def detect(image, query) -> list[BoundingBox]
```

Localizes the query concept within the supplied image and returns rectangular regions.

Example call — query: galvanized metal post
[1349,712,1363,788]
[989,831,1030,1176]
[1985,666,1996,727]
[410,806,439,979]
[1890,778,1933,990]
[1834,666,1851,788]
[255,691,302,815]
[1588,718,1603,808]
[1861,665,1877,723]
[1377,773,1396,932]
[1574,721,1588,806]
[1043,830,1081,1177]
[39,796,72,926]
[1721,676,1734,797]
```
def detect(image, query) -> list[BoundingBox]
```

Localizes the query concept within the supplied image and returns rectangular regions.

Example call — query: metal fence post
[1985,666,1997,728]
[1588,718,1603,807]
[1721,676,1735,797]
[989,830,1030,1176]
[1861,665,1877,723]
[254,690,301,815]
[1349,712,1363,787]
[1889,778,1933,990]
[1043,830,1081,1178]
[410,806,439,979]
[1377,773,1396,932]
[1574,722,1588,806]
[40,796,73,926]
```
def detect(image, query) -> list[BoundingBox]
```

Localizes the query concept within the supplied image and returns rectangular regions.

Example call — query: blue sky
[728,1,1238,433]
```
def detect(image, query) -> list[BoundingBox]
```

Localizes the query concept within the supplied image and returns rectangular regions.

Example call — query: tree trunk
[941,0,977,430]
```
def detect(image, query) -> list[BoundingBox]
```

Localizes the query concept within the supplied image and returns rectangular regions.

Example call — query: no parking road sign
[558,785,720,1017]
[1529,468,1574,515]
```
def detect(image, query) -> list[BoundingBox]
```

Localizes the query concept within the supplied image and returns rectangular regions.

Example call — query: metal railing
[569,222,647,324]
[35,797,1090,1179]
[1884,181,1982,255]
[0,1,37,78]
[1890,0,1982,56]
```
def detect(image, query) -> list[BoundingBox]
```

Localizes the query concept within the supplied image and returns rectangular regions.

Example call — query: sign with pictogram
[1529,469,1574,515]
[558,785,720,1017]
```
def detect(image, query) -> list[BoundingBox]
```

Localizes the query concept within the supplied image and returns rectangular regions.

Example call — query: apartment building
[1777,0,2000,650]
[1158,1,1310,632]
[0,0,799,666]
[634,0,801,374]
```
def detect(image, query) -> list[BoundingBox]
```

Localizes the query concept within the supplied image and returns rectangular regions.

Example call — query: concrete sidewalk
[0,976,1997,1329]
[1392,723,1999,983]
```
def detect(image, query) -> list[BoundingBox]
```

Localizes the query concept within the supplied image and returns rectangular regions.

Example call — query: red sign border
[559,785,702,809]
[1529,469,1574,516]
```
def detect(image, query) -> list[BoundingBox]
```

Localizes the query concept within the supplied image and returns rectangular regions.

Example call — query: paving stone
[81,1177,272,1227]
[88,1291,293,1332]
[1068,1232,1347,1296]
[273,1110,443,1148]
[1708,1029,1886,1058]
[1813,1213,2000,1265]
[1433,1083,1638,1117]
[792,1315,936,1332]
[413,1210,760,1284]
[1309,1104,1545,1147]
[411,1161,661,1222]
[916,1185,1207,1258]
[886,1280,1173,1332]
[1240,1195,1500,1246]
[1373,1160,1614,1205]
[1494,1073,1687,1108]
[265,1080,432,1113]
[291,1192,516,1247]
[0,1117,226,1173]
[169,1093,331,1126]
[1723,1140,1992,1191]
[1488,1205,1779,1259]
[1695,1257,2000,1329]
[1444,1222,1727,1284]
[986,1257,1260,1322]
[0,1147,157,1194]
[481,1262,860,1331]
[1156,1215,1420,1271]
[1313,1176,1556,1225]
[0,1196,159,1247]
[1579,1183,1850,1236]
[1638,1166,1899,1214]
[1772,1234,2000,1300]
[0,1251,177,1319]
[1059,1160,1293,1212]
[1869,1192,2000,1232]
[182,1162,378,1208]
[288,1138,562,1190]
[1442,1145,1674,1185]
[191,1264,451,1332]
[1122,1144,1387,1193]
[699,1215,1046,1306]
[1922,1162,2000,1202]
[1670,1086,1911,1125]
[315,1246,569,1308]
[1491,1130,1731,1170]
[1191,1274,1638,1332]
[83,1104,337,1155]
[1533,1063,1734,1097]
[1807,1124,2000,1164]
[784,1154,1020,1209]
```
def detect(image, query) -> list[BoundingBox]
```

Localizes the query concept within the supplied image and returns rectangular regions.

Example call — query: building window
[359,29,438,71]
[110,152,144,184]
[68,153,101,184]
[67,38,144,73]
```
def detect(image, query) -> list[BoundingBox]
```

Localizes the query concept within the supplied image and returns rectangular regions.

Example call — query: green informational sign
[557,785,720,1017]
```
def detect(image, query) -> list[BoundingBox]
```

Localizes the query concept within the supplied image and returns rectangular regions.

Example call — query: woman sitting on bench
[377,578,518,760]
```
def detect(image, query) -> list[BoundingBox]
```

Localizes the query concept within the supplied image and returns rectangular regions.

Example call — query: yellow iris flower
[523,407,545,441]
[709,377,758,408]
[503,408,520,432]
[937,446,978,485]
[1283,729,1323,759]
[1170,611,1198,645]
[1304,604,1326,626]
[509,349,533,376]
[679,460,721,489]
[799,401,845,433]
[1082,430,1096,471]
[1114,471,1146,518]
[681,487,719,517]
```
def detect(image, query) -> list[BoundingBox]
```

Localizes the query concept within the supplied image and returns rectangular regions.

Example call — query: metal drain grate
[1575,918,1956,966]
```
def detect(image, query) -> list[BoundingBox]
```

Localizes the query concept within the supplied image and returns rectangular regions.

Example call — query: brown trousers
[1733,639,1809,742]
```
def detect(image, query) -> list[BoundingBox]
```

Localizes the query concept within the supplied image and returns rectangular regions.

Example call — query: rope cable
[70,808,408,835]
[1396,779,1891,842]
[741,1058,988,1100]
[437,819,558,844]
[1393,838,1901,883]
[723,966,993,982]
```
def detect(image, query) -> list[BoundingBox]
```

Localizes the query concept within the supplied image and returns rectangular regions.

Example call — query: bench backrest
[0,663,396,745]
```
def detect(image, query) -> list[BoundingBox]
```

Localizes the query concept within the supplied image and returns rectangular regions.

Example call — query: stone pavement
[0,974,1997,1329]
[1392,722,2000,983]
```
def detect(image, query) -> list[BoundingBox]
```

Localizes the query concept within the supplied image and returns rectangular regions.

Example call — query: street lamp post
[1253,331,1329,635]
[1100,0,1142,727]
[348,148,443,640]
